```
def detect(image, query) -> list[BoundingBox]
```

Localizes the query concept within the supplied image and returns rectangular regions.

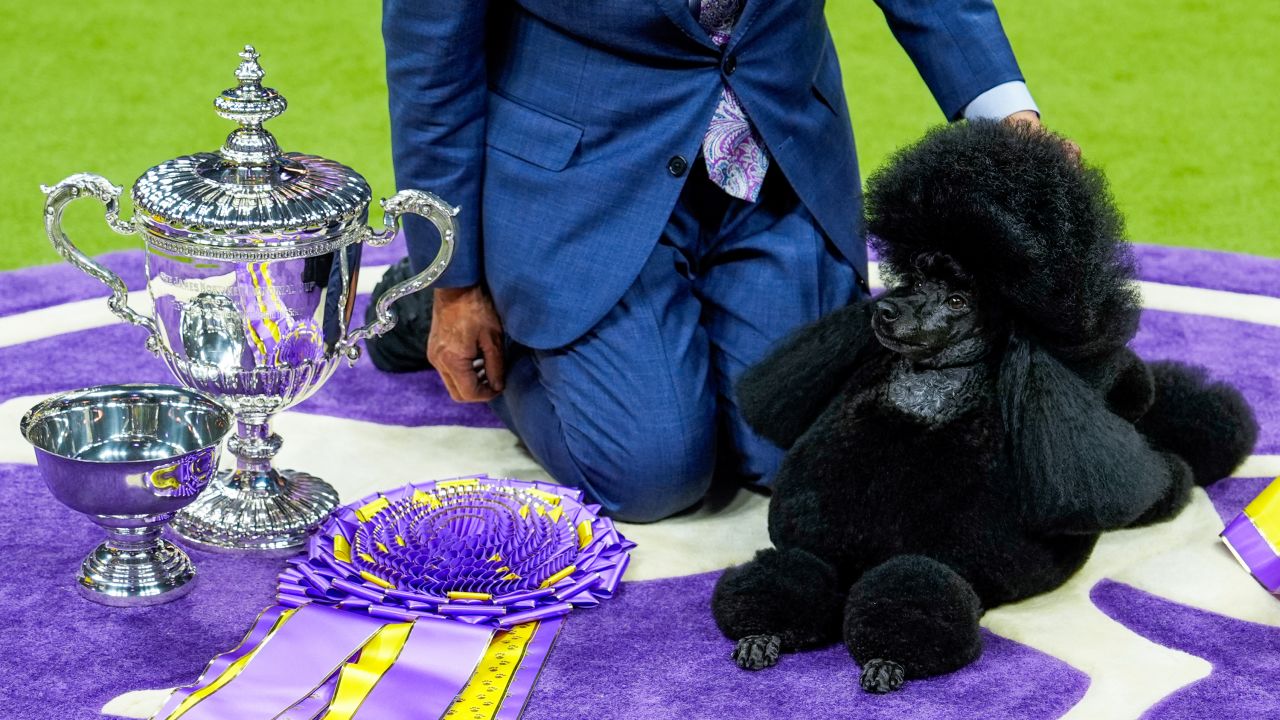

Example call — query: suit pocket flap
[486,93,584,171]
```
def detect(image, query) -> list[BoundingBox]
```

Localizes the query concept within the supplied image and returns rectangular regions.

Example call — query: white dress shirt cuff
[963,81,1039,121]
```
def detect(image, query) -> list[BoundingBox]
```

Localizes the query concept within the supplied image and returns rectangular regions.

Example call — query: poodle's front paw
[860,658,905,693]
[732,634,781,670]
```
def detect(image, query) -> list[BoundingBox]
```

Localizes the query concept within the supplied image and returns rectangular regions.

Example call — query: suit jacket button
[668,155,689,177]
[724,54,737,75]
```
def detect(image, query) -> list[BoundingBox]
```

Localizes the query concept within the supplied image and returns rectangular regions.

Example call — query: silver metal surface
[41,45,457,552]
[41,174,163,355]
[20,384,233,606]
[132,152,372,261]
[131,46,372,254]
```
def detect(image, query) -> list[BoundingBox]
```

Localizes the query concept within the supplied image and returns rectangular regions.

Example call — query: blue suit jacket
[384,0,1023,349]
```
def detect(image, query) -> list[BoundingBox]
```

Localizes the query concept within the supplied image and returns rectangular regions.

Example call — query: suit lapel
[653,0,719,51]
[726,0,766,53]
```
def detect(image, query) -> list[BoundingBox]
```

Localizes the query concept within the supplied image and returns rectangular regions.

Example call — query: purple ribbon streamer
[275,673,340,720]
[178,604,389,720]
[154,604,289,719]
[354,615,497,720]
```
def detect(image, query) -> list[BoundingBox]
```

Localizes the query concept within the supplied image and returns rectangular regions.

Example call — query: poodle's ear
[1064,347,1155,423]
[998,336,1175,533]
[737,299,885,450]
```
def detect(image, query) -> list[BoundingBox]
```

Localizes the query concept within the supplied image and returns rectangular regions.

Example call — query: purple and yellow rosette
[1221,475,1280,593]
[154,476,633,720]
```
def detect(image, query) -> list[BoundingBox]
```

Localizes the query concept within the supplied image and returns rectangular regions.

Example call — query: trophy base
[171,468,339,553]
[77,536,196,607]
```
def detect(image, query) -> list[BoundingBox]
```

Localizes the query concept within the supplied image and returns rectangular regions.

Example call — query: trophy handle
[339,189,457,362]
[41,174,161,353]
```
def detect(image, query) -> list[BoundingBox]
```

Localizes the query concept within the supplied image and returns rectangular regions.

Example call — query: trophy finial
[215,44,287,168]
[234,45,265,86]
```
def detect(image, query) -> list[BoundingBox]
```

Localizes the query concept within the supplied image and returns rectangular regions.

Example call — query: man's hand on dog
[1003,110,1083,163]
[428,285,505,402]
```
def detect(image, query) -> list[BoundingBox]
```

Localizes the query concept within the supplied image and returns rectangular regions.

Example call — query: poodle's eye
[946,294,969,311]
[912,279,926,293]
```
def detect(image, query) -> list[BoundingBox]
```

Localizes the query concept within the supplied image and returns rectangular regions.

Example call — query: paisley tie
[697,0,769,202]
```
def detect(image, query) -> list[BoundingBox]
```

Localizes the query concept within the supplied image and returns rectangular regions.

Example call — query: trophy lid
[131,46,372,260]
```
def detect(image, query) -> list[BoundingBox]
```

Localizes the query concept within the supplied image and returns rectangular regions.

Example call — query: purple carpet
[0,243,1277,719]
[1093,578,1280,720]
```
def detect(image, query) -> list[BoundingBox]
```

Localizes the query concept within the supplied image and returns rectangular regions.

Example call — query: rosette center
[350,484,578,597]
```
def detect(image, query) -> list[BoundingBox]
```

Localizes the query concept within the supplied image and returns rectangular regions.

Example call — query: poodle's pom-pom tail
[1136,361,1258,486]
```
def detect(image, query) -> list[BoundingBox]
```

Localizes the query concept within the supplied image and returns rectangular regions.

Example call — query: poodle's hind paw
[732,634,781,670]
[860,658,906,693]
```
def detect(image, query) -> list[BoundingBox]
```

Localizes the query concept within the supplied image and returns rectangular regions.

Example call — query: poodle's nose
[876,300,901,323]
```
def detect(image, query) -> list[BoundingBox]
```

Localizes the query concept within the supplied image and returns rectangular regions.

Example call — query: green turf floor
[4,1,1276,272]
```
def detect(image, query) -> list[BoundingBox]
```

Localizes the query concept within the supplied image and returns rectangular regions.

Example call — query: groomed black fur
[736,302,882,451]
[1138,361,1260,485]
[998,337,1193,533]
[844,556,983,680]
[866,121,1140,363]
[712,121,1258,693]
[712,547,843,651]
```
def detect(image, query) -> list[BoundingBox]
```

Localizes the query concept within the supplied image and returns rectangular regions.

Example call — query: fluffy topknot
[865,120,1140,361]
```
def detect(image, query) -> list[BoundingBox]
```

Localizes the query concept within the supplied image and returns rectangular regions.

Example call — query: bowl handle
[338,189,457,362]
[41,174,161,353]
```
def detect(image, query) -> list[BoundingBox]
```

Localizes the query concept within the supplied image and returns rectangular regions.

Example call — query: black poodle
[710,120,1258,693]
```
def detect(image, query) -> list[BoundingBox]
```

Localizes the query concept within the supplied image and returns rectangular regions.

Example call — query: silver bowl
[20,384,232,606]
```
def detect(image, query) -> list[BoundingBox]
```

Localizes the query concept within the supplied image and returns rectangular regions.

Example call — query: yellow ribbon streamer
[320,622,414,720]
[443,622,540,720]
[161,607,298,719]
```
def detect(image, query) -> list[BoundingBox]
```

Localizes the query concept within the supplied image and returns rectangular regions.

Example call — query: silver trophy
[41,46,456,552]
[20,384,233,605]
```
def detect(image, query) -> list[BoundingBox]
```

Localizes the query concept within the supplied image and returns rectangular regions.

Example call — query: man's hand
[428,286,505,402]
[1003,110,1082,164]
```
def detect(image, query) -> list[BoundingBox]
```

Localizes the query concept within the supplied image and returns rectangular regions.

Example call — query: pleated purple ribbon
[154,476,632,720]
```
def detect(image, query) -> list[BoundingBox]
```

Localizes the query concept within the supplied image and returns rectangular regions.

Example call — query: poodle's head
[872,252,1006,366]
[865,120,1141,362]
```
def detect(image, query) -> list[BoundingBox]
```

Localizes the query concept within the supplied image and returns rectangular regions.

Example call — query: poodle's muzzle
[872,296,939,359]
[870,276,992,366]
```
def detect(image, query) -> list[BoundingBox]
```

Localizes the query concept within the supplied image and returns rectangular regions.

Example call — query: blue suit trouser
[490,162,860,522]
